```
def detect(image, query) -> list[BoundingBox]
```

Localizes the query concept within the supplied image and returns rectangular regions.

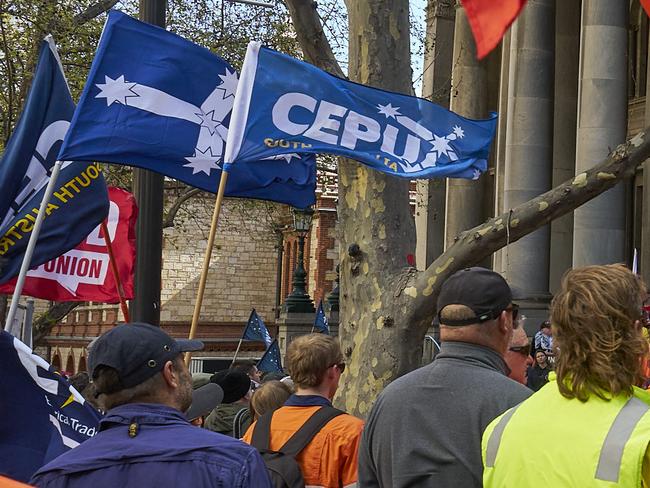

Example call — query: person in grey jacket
[358,267,531,488]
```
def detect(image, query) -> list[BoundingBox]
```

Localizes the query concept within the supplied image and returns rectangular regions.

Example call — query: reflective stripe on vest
[595,396,649,482]
[485,404,521,467]
[485,395,650,481]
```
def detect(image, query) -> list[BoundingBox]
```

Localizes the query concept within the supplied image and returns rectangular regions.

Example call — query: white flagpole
[5,160,63,332]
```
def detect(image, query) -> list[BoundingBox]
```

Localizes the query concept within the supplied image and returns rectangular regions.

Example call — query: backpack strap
[250,410,274,450]
[233,407,251,439]
[278,406,344,457]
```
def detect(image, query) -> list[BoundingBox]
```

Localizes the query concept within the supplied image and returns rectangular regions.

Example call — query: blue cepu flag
[242,308,272,347]
[58,11,316,208]
[0,330,100,482]
[257,339,282,373]
[225,42,497,180]
[0,36,109,284]
[313,300,330,334]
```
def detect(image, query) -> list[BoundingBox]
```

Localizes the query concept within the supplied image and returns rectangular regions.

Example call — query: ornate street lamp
[283,207,315,314]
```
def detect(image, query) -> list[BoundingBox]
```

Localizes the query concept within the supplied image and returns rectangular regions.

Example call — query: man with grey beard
[31,323,270,488]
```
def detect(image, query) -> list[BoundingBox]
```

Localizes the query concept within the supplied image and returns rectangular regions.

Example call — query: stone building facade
[417,0,650,331]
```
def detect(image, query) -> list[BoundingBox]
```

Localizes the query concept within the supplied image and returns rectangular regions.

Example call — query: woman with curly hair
[482,264,650,487]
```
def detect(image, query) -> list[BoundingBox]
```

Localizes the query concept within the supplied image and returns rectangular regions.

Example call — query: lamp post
[283,207,315,314]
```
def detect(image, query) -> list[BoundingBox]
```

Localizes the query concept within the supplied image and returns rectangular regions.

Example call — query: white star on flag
[263,153,302,164]
[452,125,465,139]
[184,147,221,175]
[472,169,481,180]
[218,69,239,99]
[95,75,139,106]
[431,134,454,158]
[377,102,401,119]
[195,109,222,135]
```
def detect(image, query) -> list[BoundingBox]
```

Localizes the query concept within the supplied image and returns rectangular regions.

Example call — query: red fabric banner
[460,0,528,60]
[0,187,137,302]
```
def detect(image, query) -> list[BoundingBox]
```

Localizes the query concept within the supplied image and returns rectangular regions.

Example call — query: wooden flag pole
[230,337,244,368]
[101,221,130,323]
[184,170,230,366]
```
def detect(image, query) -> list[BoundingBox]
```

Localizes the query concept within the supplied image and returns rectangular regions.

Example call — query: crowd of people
[4,263,650,487]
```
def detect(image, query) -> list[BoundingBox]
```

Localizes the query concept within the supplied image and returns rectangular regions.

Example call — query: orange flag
[460,0,528,59]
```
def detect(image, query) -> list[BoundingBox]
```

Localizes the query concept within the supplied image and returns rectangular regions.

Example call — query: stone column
[573,0,627,266]
[549,0,580,293]
[501,0,555,324]
[415,0,455,270]
[641,27,650,286]
[492,32,511,273]
[445,1,488,249]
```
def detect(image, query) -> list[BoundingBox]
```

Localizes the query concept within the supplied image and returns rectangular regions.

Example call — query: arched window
[78,356,87,374]
[65,354,75,376]
[51,353,61,372]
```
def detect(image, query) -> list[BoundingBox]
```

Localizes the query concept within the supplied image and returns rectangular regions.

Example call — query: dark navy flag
[225,42,497,180]
[257,339,282,373]
[313,300,330,334]
[242,308,272,347]
[58,10,316,208]
[0,37,109,284]
[0,330,100,482]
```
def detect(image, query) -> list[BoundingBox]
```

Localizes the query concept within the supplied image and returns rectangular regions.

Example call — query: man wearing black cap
[30,323,271,488]
[204,369,253,437]
[358,267,531,488]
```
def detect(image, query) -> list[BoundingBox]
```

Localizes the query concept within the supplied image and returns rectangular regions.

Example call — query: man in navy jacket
[30,323,271,488]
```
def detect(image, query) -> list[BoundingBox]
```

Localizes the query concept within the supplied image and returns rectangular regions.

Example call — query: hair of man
[250,380,293,420]
[286,334,344,389]
[439,304,514,355]
[232,359,258,377]
[93,354,191,411]
[551,264,647,402]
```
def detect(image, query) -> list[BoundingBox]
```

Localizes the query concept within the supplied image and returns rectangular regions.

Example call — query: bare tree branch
[163,187,203,228]
[33,302,80,346]
[284,0,345,77]
[408,129,650,323]
[72,0,119,26]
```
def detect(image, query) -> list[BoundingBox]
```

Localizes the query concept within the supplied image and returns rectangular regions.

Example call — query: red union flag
[0,187,137,302]
[461,0,528,60]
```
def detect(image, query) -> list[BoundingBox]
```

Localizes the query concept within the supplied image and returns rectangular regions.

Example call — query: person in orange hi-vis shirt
[242,334,363,488]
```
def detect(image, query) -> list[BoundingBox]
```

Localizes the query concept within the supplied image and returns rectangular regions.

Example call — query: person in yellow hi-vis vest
[482,264,650,487]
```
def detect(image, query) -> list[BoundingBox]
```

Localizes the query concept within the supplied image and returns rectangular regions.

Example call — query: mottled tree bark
[285,0,650,417]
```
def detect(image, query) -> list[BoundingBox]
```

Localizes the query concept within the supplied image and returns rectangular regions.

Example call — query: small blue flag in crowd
[58,11,316,208]
[257,339,282,373]
[0,330,100,482]
[0,37,109,284]
[225,42,497,180]
[313,300,330,335]
[242,308,272,347]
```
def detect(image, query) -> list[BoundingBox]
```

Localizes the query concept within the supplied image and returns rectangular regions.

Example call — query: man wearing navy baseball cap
[359,267,532,488]
[31,323,271,488]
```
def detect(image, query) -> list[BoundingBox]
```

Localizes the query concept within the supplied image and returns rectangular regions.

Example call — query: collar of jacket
[284,394,332,407]
[436,341,511,376]
[100,403,188,431]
